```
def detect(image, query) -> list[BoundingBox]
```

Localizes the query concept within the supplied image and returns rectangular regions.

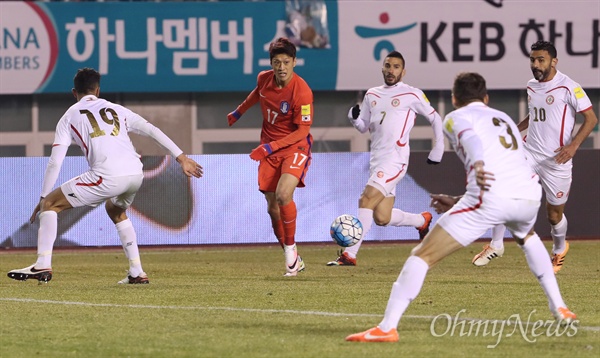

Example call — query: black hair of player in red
[269,37,297,61]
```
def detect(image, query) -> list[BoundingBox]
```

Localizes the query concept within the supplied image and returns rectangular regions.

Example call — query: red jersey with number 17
[255,70,313,147]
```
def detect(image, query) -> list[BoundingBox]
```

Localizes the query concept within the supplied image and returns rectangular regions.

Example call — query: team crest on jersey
[391,98,400,107]
[280,101,290,114]
[557,191,564,198]
[546,95,554,105]
[371,100,377,107]
[377,171,384,178]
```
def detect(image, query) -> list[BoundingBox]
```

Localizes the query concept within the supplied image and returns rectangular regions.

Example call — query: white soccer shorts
[436,192,541,247]
[61,171,144,209]
[366,162,408,198]
[525,150,572,206]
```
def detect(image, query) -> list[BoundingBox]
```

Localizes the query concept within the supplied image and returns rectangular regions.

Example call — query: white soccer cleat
[283,256,305,277]
[472,244,504,266]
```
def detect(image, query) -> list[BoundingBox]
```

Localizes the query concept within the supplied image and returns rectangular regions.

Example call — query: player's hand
[427,159,440,165]
[249,143,273,161]
[227,110,241,127]
[350,104,360,120]
[554,144,577,164]
[176,154,203,178]
[429,194,460,214]
[473,161,494,191]
[30,199,42,223]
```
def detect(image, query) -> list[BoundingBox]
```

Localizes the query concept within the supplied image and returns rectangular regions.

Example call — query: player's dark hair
[452,72,487,107]
[386,50,406,68]
[73,67,100,94]
[531,40,557,59]
[269,37,296,61]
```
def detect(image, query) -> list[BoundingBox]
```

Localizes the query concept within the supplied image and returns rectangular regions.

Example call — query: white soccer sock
[344,208,373,258]
[35,211,58,269]
[520,233,566,312]
[378,256,429,332]
[490,224,506,250]
[283,243,298,268]
[388,208,425,228]
[551,215,568,255]
[116,219,144,277]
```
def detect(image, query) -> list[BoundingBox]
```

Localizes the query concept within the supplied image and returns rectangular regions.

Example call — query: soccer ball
[330,214,363,247]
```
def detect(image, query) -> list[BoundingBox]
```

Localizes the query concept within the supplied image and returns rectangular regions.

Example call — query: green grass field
[1,240,598,357]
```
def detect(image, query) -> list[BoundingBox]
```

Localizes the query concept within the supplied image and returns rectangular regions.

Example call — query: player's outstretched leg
[520,233,576,324]
[8,211,58,284]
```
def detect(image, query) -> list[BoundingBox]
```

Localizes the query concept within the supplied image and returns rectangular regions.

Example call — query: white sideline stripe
[1,297,599,332]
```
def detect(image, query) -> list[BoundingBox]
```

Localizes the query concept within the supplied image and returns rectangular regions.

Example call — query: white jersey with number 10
[525,70,593,159]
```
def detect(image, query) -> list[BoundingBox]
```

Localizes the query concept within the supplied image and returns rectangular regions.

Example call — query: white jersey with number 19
[53,95,182,177]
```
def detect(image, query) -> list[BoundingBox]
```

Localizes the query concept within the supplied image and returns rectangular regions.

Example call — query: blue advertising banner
[1,1,598,94]
[0,1,338,94]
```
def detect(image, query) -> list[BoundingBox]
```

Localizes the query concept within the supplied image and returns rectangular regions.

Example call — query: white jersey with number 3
[525,70,593,159]
[353,82,440,168]
[443,102,540,201]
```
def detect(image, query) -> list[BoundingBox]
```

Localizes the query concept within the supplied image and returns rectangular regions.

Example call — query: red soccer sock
[279,201,297,246]
[271,218,285,248]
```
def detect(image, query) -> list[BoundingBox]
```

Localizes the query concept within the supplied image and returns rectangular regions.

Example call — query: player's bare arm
[30,201,42,224]
[554,109,598,164]
[176,154,203,178]
[429,194,461,214]
[517,114,530,132]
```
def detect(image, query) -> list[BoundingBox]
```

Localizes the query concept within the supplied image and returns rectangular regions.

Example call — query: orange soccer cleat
[345,326,399,343]
[551,241,569,274]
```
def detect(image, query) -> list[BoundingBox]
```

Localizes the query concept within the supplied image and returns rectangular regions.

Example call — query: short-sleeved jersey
[53,95,145,177]
[525,70,593,158]
[355,82,437,166]
[256,70,313,152]
[443,102,540,201]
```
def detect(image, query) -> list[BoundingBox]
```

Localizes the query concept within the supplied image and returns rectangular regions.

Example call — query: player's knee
[275,191,293,206]
[105,201,127,223]
[373,217,390,226]
[547,212,562,225]
[40,199,55,212]
[359,196,379,210]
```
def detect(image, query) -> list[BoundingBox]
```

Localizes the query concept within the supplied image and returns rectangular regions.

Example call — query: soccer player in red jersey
[227,37,313,277]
